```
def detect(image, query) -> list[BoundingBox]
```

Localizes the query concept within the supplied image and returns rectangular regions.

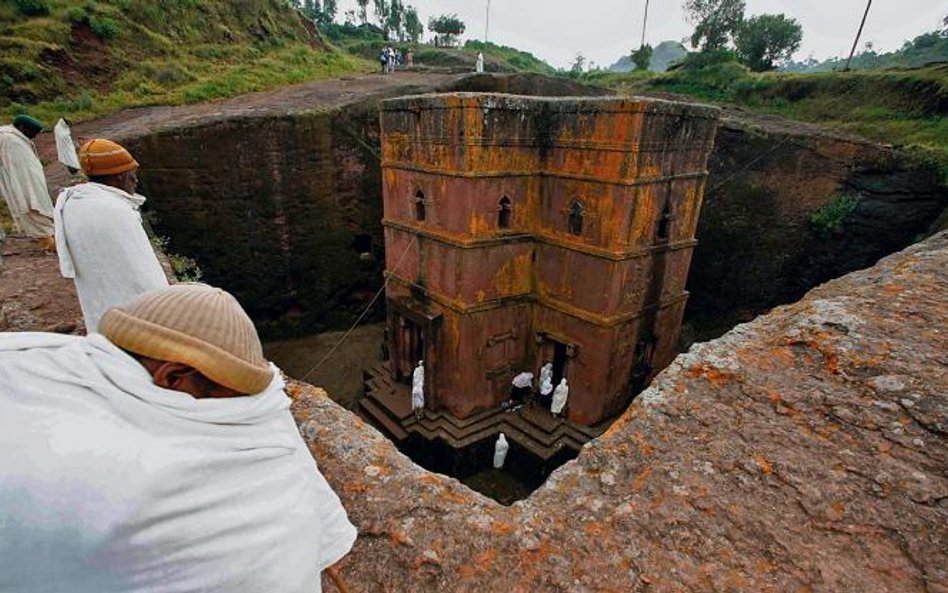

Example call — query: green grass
[592,62,948,168]
[0,0,372,124]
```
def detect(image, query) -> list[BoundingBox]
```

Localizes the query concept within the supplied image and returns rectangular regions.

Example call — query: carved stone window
[656,200,672,241]
[498,196,512,229]
[568,200,584,236]
[414,190,426,222]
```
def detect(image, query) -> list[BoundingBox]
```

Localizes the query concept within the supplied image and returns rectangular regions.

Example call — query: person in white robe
[475,52,485,73]
[493,432,509,469]
[551,377,569,416]
[0,115,55,243]
[0,284,356,593]
[55,138,168,332]
[412,360,425,418]
[54,118,81,174]
[538,362,553,404]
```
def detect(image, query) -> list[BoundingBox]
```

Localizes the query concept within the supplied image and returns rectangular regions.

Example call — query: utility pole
[640,0,649,48]
[485,0,491,43]
[844,0,872,71]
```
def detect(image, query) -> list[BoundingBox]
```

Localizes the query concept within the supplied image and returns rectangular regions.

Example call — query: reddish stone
[380,94,720,425]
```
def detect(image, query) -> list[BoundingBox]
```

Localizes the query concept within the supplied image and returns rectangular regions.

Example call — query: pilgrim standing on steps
[0,115,55,249]
[54,139,168,332]
[551,378,569,417]
[412,360,425,418]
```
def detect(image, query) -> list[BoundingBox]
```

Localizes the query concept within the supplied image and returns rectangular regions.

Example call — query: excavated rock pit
[18,71,948,589]
[40,74,946,345]
[291,230,948,592]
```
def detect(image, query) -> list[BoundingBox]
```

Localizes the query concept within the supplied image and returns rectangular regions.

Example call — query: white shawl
[0,125,54,236]
[54,182,168,331]
[54,118,80,169]
[0,332,356,593]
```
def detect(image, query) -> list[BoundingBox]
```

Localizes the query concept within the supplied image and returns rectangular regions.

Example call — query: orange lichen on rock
[752,453,774,475]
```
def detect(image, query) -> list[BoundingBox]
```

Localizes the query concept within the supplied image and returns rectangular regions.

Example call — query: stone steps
[360,363,609,461]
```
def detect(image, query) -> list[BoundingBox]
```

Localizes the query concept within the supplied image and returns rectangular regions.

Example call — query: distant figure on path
[54,118,81,175]
[54,138,168,332]
[475,52,485,73]
[551,377,569,417]
[405,48,414,67]
[412,360,425,417]
[0,284,357,593]
[0,115,55,249]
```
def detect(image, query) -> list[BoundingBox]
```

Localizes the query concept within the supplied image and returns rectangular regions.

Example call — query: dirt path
[34,71,466,192]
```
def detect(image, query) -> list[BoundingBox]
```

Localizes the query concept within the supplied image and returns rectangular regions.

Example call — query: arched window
[414,190,426,222]
[656,200,672,240]
[568,200,584,236]
[498,196,512,229]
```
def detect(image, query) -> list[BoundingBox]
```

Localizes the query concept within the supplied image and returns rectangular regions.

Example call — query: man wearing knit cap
[54,137,168,332]
[0,283,357,592]
[0,115,55,249]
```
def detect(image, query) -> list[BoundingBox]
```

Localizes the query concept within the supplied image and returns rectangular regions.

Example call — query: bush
[65,6,88,23]
[89,15,119,40]
[809,194,860,239]
[15,0,49,17]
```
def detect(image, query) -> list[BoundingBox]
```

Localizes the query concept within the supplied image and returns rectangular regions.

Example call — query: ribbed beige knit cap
[98,284,273,395]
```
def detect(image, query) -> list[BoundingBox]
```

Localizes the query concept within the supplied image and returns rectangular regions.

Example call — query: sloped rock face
[293,231,947,593]
[685,114,948,338]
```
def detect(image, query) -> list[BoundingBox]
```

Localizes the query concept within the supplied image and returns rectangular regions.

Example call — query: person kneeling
[0,283,356,593]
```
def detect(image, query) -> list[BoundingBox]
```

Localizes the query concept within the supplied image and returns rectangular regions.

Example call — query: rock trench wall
[686,116,948,338]
[294,230,948,593]
[113,76,946,339]
[127,107,385,336]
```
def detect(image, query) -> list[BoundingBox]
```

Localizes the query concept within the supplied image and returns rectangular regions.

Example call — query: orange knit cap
[79,138,139,176]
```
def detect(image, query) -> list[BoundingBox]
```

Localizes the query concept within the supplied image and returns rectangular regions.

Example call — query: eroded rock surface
[292,231,948,593]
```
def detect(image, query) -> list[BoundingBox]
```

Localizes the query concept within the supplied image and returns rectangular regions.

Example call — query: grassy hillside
[0,0,369,124]
[323,23,556,75]
[586,62,948,171]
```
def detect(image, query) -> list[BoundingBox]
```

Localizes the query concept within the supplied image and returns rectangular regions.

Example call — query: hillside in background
[0,0,366,123]
[586,62,948,172]
[784,28,948,73]
[323,23,557,75]
[608,40,688,73]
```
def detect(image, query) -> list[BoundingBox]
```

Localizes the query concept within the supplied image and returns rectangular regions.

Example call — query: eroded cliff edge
[292,230,947,593]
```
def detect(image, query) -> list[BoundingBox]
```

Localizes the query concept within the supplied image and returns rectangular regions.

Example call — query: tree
[734,13,802,71]
[386,0,404,40]
[683,0,745,51]
[291,0,336,26]
[428,14,465,46]
[356,0,369,24]
[404,6,423,43]
[631,44,653,70]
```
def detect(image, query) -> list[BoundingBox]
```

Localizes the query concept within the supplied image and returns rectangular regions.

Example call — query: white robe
[476,53,484,73]
[539,363,553,396]
[54,118,80,170]
[411,363,425,411]
[551,379,569,415]
[54,182,168,332]
[0,125,54,237]
[0,332,356,593]
[493,433,509,469]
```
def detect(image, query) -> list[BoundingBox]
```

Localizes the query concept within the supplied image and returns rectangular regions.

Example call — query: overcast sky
[335,0,946,69]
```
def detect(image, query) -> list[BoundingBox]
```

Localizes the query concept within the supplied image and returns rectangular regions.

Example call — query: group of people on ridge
[0,115,356,591]
[379,45,412,73]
